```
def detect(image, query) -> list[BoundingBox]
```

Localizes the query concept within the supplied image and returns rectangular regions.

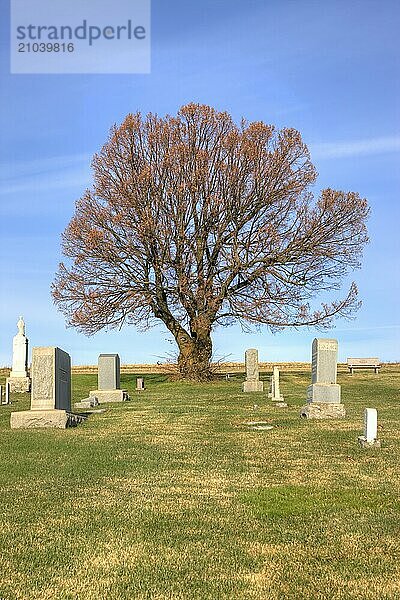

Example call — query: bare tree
[52,104,369,380]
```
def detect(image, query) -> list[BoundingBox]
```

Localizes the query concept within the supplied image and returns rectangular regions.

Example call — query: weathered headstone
[358,408,381,448]
[300,338,345,419]
[243,349,263,392]
[6,316,31,393]
[268,366,286,405]
[10,347,83,429]
[136,377,145,391]
[90,354,129,403]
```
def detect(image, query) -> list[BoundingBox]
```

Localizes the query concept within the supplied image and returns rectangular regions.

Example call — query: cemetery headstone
[98,354,120,390]
[268,366,286,405]
[243,349,264,392]
[5,382,10,405]
[136,377,145,391]
[6,316,31,393]
[300,338,345,419]
[10,346,83,428]
[358,408,381,448]
[90,354,129,402]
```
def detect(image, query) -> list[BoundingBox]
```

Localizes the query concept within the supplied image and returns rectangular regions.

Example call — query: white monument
[6,316,31,393]
[268,366,287,406]
[300,338,345,419]
[358,408,381,448]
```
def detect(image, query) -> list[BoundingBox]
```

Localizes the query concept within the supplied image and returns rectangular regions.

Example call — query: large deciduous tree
[52,104,369,380]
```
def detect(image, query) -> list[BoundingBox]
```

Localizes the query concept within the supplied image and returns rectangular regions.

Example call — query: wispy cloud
[0,170,91,196]
[310,136,400,159]
[334,324,400,332]
[0,153,93,216]
[0,153,91,178]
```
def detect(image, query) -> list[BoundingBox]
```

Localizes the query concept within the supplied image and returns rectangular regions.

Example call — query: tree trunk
[175,324,213,381]
[156,306,214,380]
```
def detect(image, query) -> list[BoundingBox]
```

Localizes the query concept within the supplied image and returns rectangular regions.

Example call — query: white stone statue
[17,316,25,336]
[7,316,31,392]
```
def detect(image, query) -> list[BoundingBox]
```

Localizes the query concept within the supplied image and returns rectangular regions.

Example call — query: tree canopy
[52,103,369,379]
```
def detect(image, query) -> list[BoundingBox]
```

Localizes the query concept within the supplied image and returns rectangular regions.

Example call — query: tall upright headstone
[300,338,345,419]
[243,349,263,392]
[268,366,286,405]
[6,316,31,392]
[10,347,79,429]
[30,347,71,411]
[98,354,120,390]
[90,354,129,403]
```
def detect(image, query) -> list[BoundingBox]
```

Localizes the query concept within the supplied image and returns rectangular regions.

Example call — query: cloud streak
[0,153,93,216]
[0,152,92,193]
[310,135,400,159]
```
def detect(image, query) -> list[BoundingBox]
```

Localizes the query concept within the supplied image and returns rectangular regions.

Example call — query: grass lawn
[0,368,399,599]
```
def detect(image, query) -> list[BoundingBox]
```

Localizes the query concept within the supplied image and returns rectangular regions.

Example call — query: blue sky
[0,0,399,366]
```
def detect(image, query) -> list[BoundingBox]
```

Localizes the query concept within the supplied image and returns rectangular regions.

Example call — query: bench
[347,358,381,374]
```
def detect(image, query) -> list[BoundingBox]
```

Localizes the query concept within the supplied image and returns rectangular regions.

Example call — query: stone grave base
[6,376,31,393]
[358,436,381,448]
[10,409,86,429]
[269,393,285,401]
[243,381,264,392]
[89,389,129,403]
[75,396,99,410]
[300,403,346,419]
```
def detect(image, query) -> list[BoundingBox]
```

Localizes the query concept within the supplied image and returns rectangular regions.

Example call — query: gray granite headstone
[11,346,73,429]
[98,354,120,390]
[300,338,344,418]
[31,347,71,411]
[90,354,128,402]
[311,338,338,384]
[307,339,340,404]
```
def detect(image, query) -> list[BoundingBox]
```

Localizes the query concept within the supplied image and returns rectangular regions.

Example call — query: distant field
[0,368,399,599]
[70,361,314,375]
[1,362,399,378]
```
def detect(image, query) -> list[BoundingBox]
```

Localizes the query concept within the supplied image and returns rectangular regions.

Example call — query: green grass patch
[0,369,399,599]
